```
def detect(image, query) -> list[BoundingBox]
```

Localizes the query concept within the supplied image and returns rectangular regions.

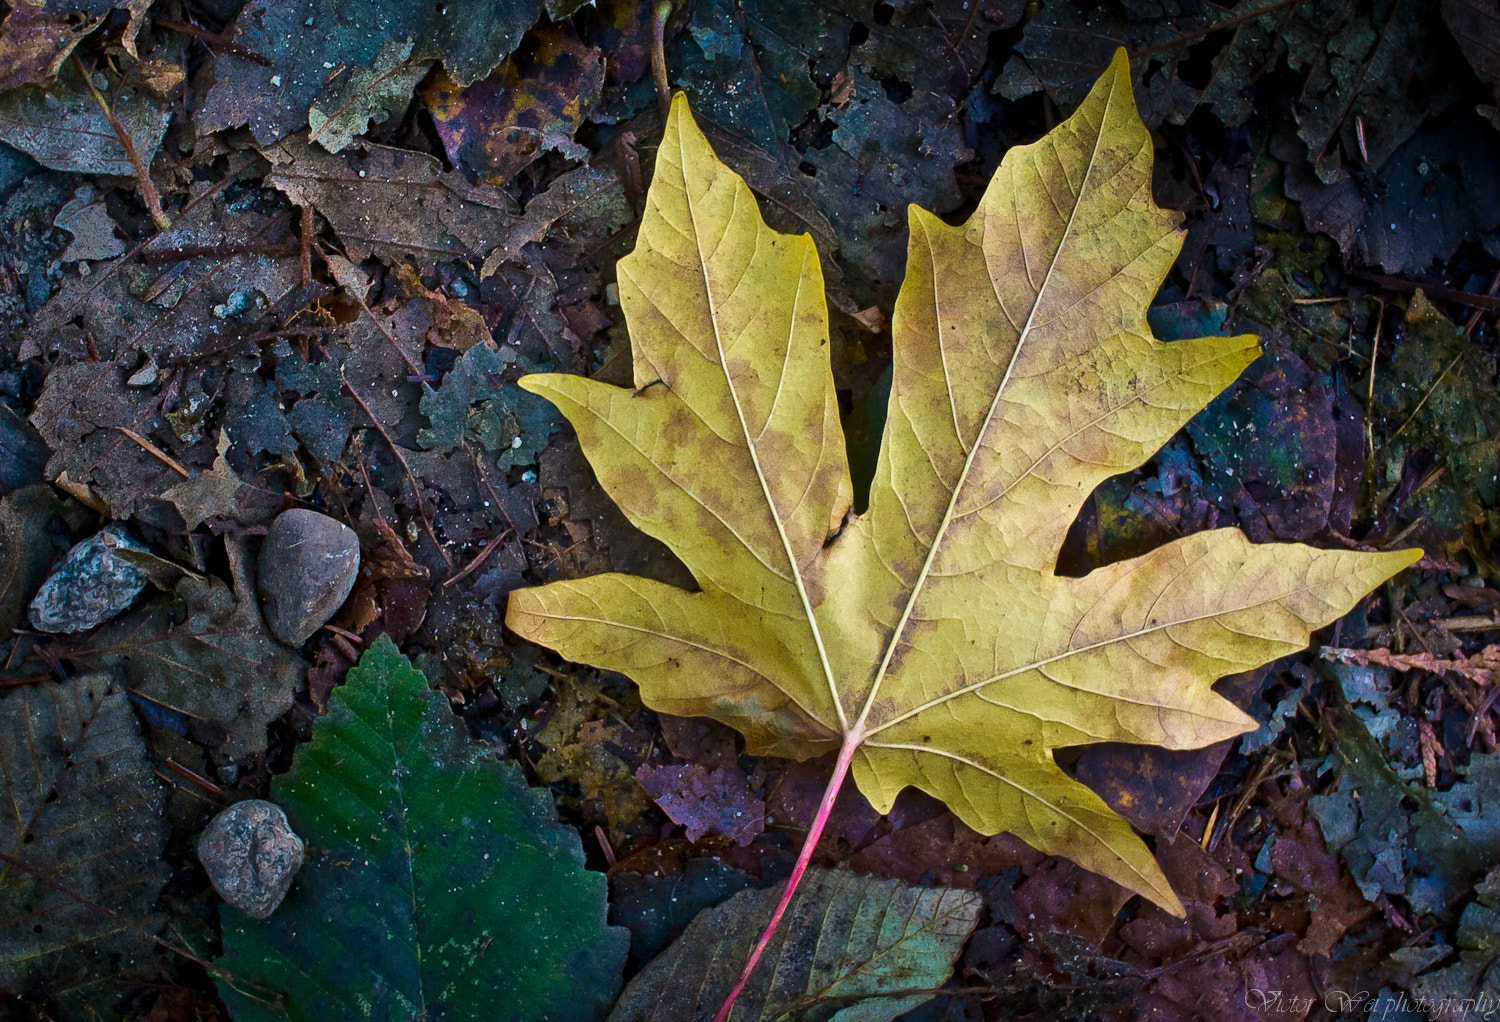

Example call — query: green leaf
[607,869,980,1022]
[215,635,628,1022]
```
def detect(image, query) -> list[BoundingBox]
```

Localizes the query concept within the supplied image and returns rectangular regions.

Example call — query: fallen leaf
[608,869,979,1022]
[847,812,1042,889]
[64,548,303,759]
[1446,0,1500,124]
[426,22,604,185]
[160,431,251,530]
[214,635,628,1022]
[306,40,432,154]
[1185,340,1340,543]
[21,157,302,363]
[1405,866,1500,1018]
[30,360,181,518]
[1370,293,1500,546]
[0,63,169,176]
[1002,0,1457,182]
[507,57,1417,911]
[0,672,168,1016]
[1120,835,1238,961]
[52,184,125,263]
[0,484,61,636]
[533,676,654,844]
[635,762,765,846]
[198,0,542,146]
[610,857,752,963]
[1311,707,1500,917]
[658,714,741,771]
[0,3,104,91]
[764,756,881,858]
[800,67,972,301]
[417,342,556,467]
[264,136,622,277]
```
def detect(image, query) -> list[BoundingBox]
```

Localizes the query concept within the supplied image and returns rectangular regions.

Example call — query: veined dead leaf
[507,48,1414,938]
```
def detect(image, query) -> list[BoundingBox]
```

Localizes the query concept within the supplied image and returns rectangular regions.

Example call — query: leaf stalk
[713,729,863,1022]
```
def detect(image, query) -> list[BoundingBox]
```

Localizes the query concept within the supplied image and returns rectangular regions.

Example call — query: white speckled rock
[29,524,149,633]
[257,509,359,645]
[198,800,304,919]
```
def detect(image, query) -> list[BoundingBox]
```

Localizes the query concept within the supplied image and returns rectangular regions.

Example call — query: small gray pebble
[258,509,360,646]
[29,524,149,633]
[198,800,304,919]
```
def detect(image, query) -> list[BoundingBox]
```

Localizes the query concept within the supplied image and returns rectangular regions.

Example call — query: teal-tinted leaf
[418,343,556,468]
[215,635,627,1022]
[607,870,980,1022]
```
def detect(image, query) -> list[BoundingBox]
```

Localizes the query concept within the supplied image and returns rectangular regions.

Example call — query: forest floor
[1,0,1500,1020]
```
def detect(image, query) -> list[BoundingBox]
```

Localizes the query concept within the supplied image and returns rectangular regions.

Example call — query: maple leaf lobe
[508,52,1419,915]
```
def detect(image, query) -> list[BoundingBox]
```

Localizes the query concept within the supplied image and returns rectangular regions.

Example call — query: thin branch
[652,2,673,118]
[443,530,513,587]
[153,18,275,66]
[1348,270,1500,313]
[72,55,170,231]
[116,427,190,478]
[339,370,452,568]
[138,242,300,263]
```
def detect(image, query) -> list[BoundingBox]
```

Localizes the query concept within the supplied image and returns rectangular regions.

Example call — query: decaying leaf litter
[0,1,1498,1020]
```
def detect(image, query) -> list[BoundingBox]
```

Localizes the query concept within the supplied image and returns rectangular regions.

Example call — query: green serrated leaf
[609,869,979,1022]
[215,635,627,1022]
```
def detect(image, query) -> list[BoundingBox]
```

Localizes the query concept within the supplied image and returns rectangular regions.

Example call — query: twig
[163,757,228,799]
[1348,270,1500,313]
[1470,686,1500,746]
[1208,750,1281,853]
[345,288,425,376]
[299,206,315,286]
[1463,267,1500,339]
[116,427,190,477]
[1379,345,1468,452]
[1365,297,1383,461]
[1321,645,1500,686]
[593,825,617,868]
[443,530,513,587]
[321,623,364,645]
[154,17,275,66]
[339,370,452,568]
[1307,0,1403,172]
[138,242,300,264]
[72,55,170,231]
[652,2,673,118]
[1437,616,1500,633]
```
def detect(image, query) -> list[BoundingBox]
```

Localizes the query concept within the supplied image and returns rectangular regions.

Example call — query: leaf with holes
[505,51,1417,926]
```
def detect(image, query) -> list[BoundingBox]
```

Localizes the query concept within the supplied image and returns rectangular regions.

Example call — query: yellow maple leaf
[507,51,1416,921]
